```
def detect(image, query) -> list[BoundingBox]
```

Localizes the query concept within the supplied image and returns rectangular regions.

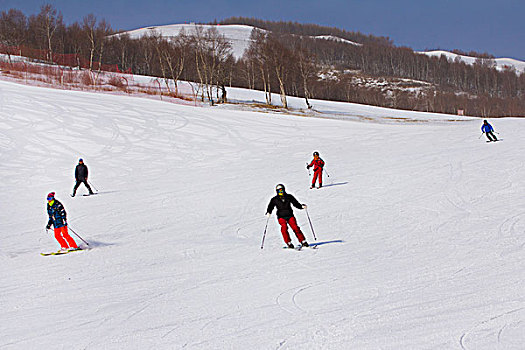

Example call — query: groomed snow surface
[1,79,524,349]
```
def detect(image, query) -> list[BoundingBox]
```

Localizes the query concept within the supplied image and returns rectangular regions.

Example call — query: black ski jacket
[266,193,303,219]
[75,164,89,181]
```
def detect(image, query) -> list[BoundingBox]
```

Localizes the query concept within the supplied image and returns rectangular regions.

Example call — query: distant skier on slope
[72,158,94,197]
[481,120,498,142]
[306,151,325,189]
[46,192,79,251]
[266,184,309,249]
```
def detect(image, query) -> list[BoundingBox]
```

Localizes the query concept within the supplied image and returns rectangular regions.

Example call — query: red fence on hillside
[0,44,131,74]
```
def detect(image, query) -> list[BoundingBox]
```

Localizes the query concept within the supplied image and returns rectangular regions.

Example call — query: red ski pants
[312,169,323,187]
[54,226,78,249]
[278,217,306,244]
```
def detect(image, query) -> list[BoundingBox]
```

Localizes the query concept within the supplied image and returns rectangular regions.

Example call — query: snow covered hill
[120,24,361,59]
[122,23,256,59]
[120,23,525,74]
[419,50,525,74]
[1,79,524,349]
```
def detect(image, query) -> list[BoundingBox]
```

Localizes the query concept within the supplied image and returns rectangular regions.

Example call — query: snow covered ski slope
[1,79,524,349]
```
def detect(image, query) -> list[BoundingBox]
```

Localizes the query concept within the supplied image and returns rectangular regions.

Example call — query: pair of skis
[40,248,84,256]
[283,244,318,251]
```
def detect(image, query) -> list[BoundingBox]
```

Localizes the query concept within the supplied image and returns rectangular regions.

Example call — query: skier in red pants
[306,151,325,189]
[46,192,79,251]
[266,184,309,249]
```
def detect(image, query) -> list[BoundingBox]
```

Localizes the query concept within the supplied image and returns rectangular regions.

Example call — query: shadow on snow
[309,239,344,247]
[323,182,348,188]
[80,240,117,249]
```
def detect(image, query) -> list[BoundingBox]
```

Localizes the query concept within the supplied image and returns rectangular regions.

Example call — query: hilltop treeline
[1,5,524,116]
[218,16,393,47]
[220,17,525,115]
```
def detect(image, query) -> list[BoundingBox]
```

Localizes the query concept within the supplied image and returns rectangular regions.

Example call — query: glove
[306,165,310,169]
[302,204,307,209]
[265,213,271,218]
[46,224,51,230]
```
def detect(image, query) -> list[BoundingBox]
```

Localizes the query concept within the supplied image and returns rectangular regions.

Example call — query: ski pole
[324,168,330,178]
[305,207,317,241]
[69,227,90,246]
[478,133,483,139]
[260,215,270,249]
[88,180,99,192]
[306,162,311,176]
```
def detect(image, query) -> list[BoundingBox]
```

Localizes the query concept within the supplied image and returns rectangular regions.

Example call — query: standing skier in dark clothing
[307,151,325,189]
[266,184,309,249]
[481,120,498,142]
[72,158,94,197]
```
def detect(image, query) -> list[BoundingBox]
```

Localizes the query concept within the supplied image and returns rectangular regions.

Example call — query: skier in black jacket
[266,184,309,248]
[72,158,94,197]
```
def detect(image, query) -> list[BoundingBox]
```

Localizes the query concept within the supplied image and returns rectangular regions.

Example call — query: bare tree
[245,29,272,105]
[82,14,97,71]
[295,42,317,108]
[190,26,232,105]
[36,4,63,62]
[163,31,187,95]
[0,9,27,60]
[266,33,291,108]
[82,14,111,73]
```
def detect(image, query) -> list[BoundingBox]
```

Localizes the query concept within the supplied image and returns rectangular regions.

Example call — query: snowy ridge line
[119,23,525,73]
[418,50,525,74]
[120,23,365,59]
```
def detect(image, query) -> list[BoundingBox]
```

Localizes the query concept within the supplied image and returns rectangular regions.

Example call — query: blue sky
[1,0,524,60]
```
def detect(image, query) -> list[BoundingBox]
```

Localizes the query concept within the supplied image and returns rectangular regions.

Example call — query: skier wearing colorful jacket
[72,158,94,197]
[481,120,498,142]
[266,184,309,249]
[46,192,78,251]
[306,151,325,189]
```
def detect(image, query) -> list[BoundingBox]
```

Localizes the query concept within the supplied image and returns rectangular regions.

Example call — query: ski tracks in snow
[459,307,525,350]
[275,283,316,315]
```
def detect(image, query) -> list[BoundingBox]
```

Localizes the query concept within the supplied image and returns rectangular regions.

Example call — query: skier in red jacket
[306,151,325,189]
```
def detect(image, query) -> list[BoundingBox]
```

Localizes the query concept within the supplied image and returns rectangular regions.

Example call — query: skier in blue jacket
[481,120,498,142]
[46,192,79,251]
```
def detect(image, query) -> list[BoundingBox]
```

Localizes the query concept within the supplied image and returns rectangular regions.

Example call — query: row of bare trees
[0,6,111,71]
[238,31,525,115]
[1,5,524,115]
[219,17,393,46]
[103,27,234,104]
[241,29,318,108]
